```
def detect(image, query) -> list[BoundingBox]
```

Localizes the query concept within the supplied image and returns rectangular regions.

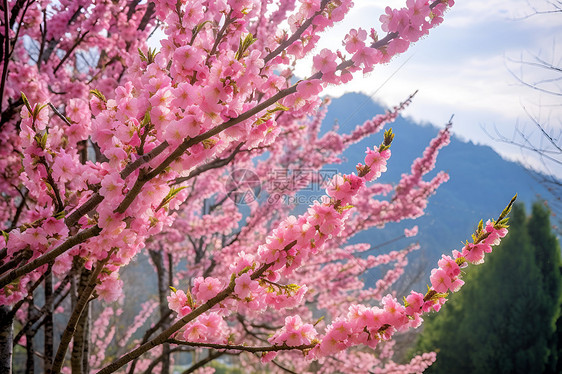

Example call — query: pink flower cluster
[454,220,509,264]
[356,148,391,182]
[380,0,455,42]
[268,315,318,347]
[258,140,392,276]
[167,289,193,317]
[182,312,228,343]
[404,225,419,237]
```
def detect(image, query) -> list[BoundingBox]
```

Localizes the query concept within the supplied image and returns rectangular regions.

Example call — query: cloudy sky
[293,0,562,177]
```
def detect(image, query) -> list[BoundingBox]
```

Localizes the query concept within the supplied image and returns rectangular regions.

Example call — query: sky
[292,0,562,178]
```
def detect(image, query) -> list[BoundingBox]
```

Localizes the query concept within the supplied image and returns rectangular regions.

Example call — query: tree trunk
[25,296,35,374]
[149,249,171,374]
[44,269,54,371]
[71,267,91,374]
[0,305,13,374]
[82,309,90,374]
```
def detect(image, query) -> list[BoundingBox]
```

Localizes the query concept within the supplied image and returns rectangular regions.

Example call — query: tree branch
[0,225,101,289]
[167,339,316,353]
[0,0,11,113]
[49,249,115,374]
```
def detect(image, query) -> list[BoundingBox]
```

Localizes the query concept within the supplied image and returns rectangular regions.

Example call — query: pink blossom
[193,277,223,303]
[404,225,418,237]
[96,273,123,302]
[344,28,367,54]
[167,290,188,313]
[430,268,452,293]
[234,273,259,299]
[313,48,338,74]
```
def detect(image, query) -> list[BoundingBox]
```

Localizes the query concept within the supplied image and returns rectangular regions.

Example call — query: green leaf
[138,48,148,62]
[54,211,66,220]
[313,316,325,327]
[21,92,32,114]
[90,89,107,103]
[235,33,258,60]
[146,48,159,64]
[33,104,48,122]
[155,186,188,212]
[379,128,394,151]
[403,296,410,307]
[498,194,517,221]
[193,20,212,39]
[34,132,48,149]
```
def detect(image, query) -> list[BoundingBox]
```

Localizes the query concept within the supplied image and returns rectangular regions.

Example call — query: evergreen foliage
[415,202,562,374]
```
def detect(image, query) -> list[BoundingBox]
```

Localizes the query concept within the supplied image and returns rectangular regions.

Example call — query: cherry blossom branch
[140,346,204,374]
[13,274,71,343]
[126,310,174,374]
[0,249,31,275]
[126,0,141,20]
[0,97,22,131]
[8,0,25,28]
[8,189,27,230]
[0,225,101,289]
[113,86,299,214]
[263,0,330,65]
[39,158,64,213]
[65,142,168,227]
[8,266,47,319]
[208,11,233,58]
[166,339,317,353]
[9,0,33,61]
[271,359,299,374]
[97,254,287,373]
[47,103,71,126]
[138,2,155,32]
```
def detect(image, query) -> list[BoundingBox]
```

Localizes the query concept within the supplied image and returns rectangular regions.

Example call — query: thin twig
[0,0,11,112]
[48,103,71,126]
[166,339,316,353]
[53,31,90,74]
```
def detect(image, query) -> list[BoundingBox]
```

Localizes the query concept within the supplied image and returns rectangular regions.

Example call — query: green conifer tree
[528,202,562,374]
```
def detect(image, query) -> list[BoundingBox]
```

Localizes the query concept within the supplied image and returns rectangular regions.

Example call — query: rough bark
[25,298,34,374]
[44,269,54,371]
[71,267,91,374]
[149,249,171,374]
[0,305,13,374]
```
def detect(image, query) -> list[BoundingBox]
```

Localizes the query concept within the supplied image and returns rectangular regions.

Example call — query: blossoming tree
[0,0,515,373]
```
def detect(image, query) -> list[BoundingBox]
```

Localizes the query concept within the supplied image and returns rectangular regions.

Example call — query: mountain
[321,92,556,293]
